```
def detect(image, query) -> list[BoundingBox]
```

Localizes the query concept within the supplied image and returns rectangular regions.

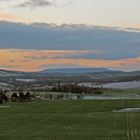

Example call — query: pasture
[0,100,140,140]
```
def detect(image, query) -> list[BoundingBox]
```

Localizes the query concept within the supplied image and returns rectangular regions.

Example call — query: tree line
[51,84,103,94]
[0,91,31,104]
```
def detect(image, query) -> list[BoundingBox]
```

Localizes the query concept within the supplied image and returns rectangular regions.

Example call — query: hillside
[40,68,111,74]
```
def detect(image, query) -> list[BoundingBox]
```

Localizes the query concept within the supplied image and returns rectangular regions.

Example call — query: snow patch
[113,108,140,112]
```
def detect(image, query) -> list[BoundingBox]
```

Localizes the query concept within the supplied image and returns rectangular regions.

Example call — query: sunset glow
[0,49,139,72]
[0,0,140,71]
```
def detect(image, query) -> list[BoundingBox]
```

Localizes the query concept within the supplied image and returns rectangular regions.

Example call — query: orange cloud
[23,50,102,60]
[120,23,140,30]
[0,49,140,72]
[0,13,24,22]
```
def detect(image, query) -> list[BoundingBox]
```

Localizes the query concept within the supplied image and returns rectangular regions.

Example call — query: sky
[0,0,140,71]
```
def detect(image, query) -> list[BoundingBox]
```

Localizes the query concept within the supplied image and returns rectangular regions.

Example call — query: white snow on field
[113,108,140,112]
[78,82,101,88]
[79,81,140,89]
[0,83,10,86]
[0,83,14,87]
[16,79,36,82]
[103,81,140,89]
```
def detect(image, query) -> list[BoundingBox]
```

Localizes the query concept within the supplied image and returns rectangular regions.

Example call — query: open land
[0,98,140,140]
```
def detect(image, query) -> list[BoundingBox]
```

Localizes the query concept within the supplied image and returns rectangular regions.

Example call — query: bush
[94,90,103,94]
[11,97,18,102]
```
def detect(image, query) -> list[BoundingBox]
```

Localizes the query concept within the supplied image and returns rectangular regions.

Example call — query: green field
[0,100,140,140]
[104,88,140,95]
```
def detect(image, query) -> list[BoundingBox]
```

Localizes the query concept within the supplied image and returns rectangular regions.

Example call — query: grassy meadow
[0,100,140,140]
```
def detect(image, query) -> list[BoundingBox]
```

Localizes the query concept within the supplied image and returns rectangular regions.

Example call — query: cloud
[0,0,18,9]
[0,49,140,71]
[22,50,102,61]
[0,13,17,20]
[0,65,20,70]
[0,0,74,9]
[36,57,140,72]
[0,21,140,60]
[17,0,54,8]
[0,13,24,22]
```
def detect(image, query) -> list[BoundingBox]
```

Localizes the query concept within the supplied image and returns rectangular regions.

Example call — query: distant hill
[0,69,19,74]
[40,68,112,74]
[1,68,140,83]
[0,69,29,77]
[1,68,140,79]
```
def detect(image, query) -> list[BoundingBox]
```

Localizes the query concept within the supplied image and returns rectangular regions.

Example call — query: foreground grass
[0,100,140,140]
